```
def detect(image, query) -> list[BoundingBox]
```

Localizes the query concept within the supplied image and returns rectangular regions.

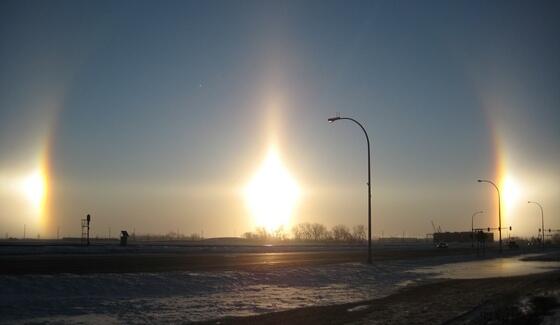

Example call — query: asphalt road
[0,246,479,274]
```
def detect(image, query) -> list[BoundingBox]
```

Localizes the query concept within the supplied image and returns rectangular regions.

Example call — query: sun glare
[21,169,47,212]
[501,175,520,219]
[244,148,300,231]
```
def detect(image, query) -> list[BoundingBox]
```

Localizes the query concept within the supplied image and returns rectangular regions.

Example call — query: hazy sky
[1,1,559,238]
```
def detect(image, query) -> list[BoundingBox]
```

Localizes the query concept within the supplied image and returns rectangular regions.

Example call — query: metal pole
[478,180,502,253]
[86,214,91,246]
[329,116,372,264]
[539,203,544,249]
[528,201,544,250]
[471,211,483,249]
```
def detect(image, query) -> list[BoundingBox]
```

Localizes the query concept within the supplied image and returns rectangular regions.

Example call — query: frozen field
[1,260,428,324]
[2,253,559,324]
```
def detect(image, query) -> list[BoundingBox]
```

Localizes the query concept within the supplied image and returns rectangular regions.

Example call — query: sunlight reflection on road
[411,254,560,279]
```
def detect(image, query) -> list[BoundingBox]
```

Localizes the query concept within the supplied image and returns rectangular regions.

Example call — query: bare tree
[188,233,203,240]
[292,224,303,240]
[311,223,327,241]
[292,223,313,241]
[273,225,287,240]
[243,231,257,240]
[255,227,269,240]
[352,225,366,242]
[332,224,351,241]
[302,223,313,240]
[294,222,362,242]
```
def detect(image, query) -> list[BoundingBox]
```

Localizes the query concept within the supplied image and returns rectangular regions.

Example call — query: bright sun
[502,175,520,211]
[244,148,300,231]
[500,174,521,226]
[21,169,47,212]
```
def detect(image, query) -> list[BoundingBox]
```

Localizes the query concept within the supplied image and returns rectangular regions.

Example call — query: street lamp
[328,116,372,264]
[528,201,544,250]
[471,210,484,248]
[477,179,502,253]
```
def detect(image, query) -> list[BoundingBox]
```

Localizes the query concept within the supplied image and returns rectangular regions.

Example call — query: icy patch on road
[347,304,370,312]
[411,255,560,279]
[0,261,431,324]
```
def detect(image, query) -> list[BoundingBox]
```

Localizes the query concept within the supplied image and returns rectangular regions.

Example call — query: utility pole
[528,201,545,250]
[86,214,91,246]
[471,211,484,249]
[477,179,502,254]
[328,115,373,264]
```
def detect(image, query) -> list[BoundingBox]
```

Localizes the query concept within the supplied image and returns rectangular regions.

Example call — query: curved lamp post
[528,201,544,250]
[328,116,372,264]
[471,210,484,248]
[477,179,502,253]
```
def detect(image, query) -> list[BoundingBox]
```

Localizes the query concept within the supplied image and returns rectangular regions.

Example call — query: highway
[0,246,479,274]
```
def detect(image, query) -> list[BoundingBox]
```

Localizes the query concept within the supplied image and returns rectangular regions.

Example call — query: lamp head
[328,117,340,123]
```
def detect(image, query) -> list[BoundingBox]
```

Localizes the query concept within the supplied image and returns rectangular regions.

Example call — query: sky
[0,0,559,239]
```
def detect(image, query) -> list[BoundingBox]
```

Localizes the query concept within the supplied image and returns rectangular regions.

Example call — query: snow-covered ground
[0,260,426,324]
[1,254,558,324]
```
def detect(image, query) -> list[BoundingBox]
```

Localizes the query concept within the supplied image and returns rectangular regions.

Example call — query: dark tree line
[134,232,204,241]
[243,223,366,242]
[243,226,288,241]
